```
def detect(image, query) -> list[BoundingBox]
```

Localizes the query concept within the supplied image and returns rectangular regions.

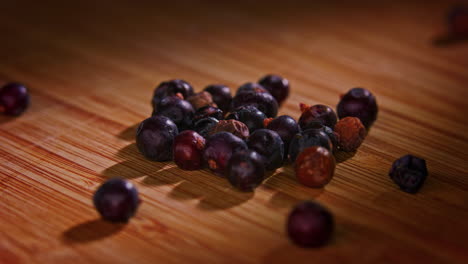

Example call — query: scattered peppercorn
[337,87,378,129]
[93,178,140,222]
[288,129,333,163]
[334,117,366,152]
[227,150,266,191]
[389,154,428,194]
[152,95,194,131]
[193,117,219,138]
[247,129,284,170]
[295,146,335,188]
[173,130,206,170]
[152,79,194,108]
[0,82,30,116]
[258,74,290,106]
[287,201,334,247]
[299,103,338,130]
[231,89,278,118]
[236,82,269,96]
[203,132,248,175]
[136,115,179,161]
[204,84,232,112]
[265,115,301,156]
[226,105,266,133]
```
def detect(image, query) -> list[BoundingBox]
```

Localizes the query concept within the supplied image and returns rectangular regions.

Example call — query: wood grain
[1,0,468,263]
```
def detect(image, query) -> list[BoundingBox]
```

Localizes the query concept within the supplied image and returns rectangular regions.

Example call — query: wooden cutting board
[1,1,467,263]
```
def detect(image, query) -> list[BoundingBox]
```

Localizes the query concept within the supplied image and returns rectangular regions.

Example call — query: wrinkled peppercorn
[389,154,428,193]
[295,146,336,188]
[209,119,249,140]
[187,91,217,110]
[334,117,366,152]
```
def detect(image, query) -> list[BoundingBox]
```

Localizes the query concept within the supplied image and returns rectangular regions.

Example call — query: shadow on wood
[62,219,125,244]
[163,168,255,210]
[142,166,184,186]
[0,116,16,125]
[262,168,326,208]
[197,187,254,211]
[432,33,468,46]
[168,180,205,201]
[334,151,356,163]
[269,189,324,208]
[118,123,140,141]
[115,142,141,160]
[103,143,172,179]
[102,160,158,179]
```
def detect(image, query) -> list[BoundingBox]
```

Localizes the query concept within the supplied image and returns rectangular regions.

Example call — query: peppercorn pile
[0,76,429,248]
[137,76,377,191]
[130,76,384,247]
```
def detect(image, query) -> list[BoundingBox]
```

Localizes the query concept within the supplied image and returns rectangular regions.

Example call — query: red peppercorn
[295,146,336,188]
[334,117,367,152]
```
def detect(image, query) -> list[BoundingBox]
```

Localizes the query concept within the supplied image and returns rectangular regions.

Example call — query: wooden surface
[1,1,468,263]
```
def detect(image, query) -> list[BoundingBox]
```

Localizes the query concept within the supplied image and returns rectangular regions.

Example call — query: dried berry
[152,79,194,108]
[193,105,224,123]
[236,82,268,96]
[299,104,337,130]
[193,117,219,138]
[0,82,30,116]
[203,132,248,175]
[288,129,332,163]
[204,84,232,112]
[334,117,366,152]
[231,90,278,118]
[187,91,217,110]
[227,150,265,192]
[152,96,195,131]
[337,87,378,129]
[258,74,290,106]
[389,155,428,193]
[322,126,339,153]
[136,116,179,161]
[93,178,140,223]
[287,201,334,248]
[247,129,284,170]
[303,122,340,153]
[173,130,206,170]
[209,119,249,140]
[226,105,266,133]
[265,115,301,154]
[295,146,335,188]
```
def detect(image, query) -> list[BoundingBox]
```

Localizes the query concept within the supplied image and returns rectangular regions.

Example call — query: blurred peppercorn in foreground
[0,82,30,116]
[287,201,334,247]
[93,178,140,222]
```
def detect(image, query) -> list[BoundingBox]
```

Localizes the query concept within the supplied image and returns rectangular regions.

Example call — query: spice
[334,117,366,152]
